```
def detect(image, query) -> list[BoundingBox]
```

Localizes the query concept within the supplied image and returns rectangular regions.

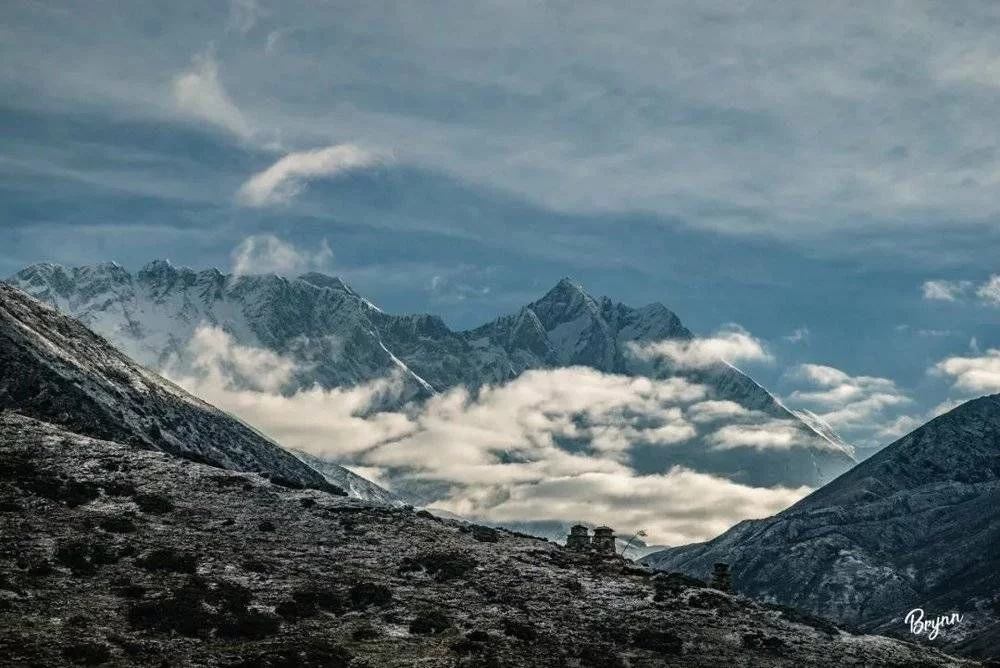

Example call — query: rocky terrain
[0,412,976,667]
[0,283,392,503]
[9,261,855,489]
[642,395,1000,662]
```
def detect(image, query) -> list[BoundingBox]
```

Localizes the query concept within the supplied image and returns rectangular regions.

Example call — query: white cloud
[162,328,817,543]
[922,279,973,301]
[686,400,749,424]
[230,234,333,276]
[975,275,1000,306]
[785,363,912,446]
[226,0,262,35]
[237,144,379,206]
[171,52,253,139]
[783,327,810,344]
[707,422,811,451]
[628,327,772,370]
[933,349,1000,393]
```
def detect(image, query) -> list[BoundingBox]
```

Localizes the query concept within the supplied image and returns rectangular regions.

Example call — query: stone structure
[710,562,732,592]
[591,526,616,555]
[566,524,591,551]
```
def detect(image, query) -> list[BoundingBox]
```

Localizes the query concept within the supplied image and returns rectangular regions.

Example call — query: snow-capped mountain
[0,282,393,502]
[9,261,855,488]
[642,394,1000,660]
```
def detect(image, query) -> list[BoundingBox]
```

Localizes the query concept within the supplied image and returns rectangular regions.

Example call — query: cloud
[230,234,333,276]
[707,422,813,451]
[170,52,253,139]
[162,327,816,543]
[783,327,809,344]
[784,363,912,447]
[922,279,973,302]
[933,349,1000,393]
[226,0,262,35]
[237,144,380,206]
[975,275,1000,306]
[627,327,772,370]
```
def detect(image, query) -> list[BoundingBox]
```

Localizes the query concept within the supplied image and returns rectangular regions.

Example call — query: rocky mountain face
[9,262,855,489]
[0,283,392,503]
[642,395,1000,661]
[0,411,974,667]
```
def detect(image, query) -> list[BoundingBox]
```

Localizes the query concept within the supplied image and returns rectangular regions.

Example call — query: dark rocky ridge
[642,395,1000,662]
[0,413,975,667]
[0,283,368,495]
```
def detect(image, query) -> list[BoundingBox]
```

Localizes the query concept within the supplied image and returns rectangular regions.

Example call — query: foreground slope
[643,395,1000,660]
[0,413,972,667]
[10,262,855,488]
[0,283,385,498]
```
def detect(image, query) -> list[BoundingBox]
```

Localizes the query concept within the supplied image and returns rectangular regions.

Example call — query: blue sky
[4,0,1000,452]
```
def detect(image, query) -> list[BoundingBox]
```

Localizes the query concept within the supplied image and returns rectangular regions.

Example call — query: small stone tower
[566,524,591,551]
[591,526,616,554]
[710,562,732,592]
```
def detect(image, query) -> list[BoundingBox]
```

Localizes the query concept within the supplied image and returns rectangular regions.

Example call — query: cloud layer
[166,325,814,544]
[171,52,253,139]
[628,328,772,369]
[934,349,1000,394]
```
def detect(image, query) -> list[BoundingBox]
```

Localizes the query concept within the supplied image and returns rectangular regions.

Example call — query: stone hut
[591,526,616,554]
[566,524,591,551]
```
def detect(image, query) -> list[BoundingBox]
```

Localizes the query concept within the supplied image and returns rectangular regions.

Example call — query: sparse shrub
[467,630,490,642]
[652,572,706,601]
[119,583,146,600]
[632,628,682,655]
[300,498,317,508]
[275,597,317,620]
[769,604,842,635]
[686,589,734,613]
[61,641,112,665]
[211,475,250,488]
[501,617,537,642]
[27,560,54,576]
[472,526,500,543]
[102,479,136,497]
[241,556,275,574]
[217,608,282,640]
[415,509,438,521]
[136,547,198,573]
[231,640,352,668]
[579,643,625,668]
[351,623,381,641]
[268,475,305,490]
[398,551,478,582]
[134,492,173,514]
[258,520,276,532]
[742,630,786,652]
[99,515,137,533]
[55,540,107,575]
[348,582,393,609]
[409,608,451,635]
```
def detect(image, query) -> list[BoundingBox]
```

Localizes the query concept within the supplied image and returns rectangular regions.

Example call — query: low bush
[136,547,198,573]
[134,492,173,514]
[409,608,451,635]
[61,642,112,665]
[501,617,537,642]
[348,582,393,609]
[99,515,137,533]
[398,551,478,582]
[632,628,683,655]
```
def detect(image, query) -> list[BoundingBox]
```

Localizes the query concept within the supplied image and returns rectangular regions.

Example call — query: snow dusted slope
[0,283,352,492]
[10,263,855,487]
[642,395,1000,660]
[0,412,974,667]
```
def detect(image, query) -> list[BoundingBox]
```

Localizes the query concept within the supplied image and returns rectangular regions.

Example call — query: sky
[4,0,1000,457]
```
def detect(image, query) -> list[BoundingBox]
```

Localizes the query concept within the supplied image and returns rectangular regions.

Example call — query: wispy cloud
[783,327,809,344]
[170,52,253,139]
[628,326,772,370]
[230,234,333,276]
[921,274,1000,306]
[237,144,380,206]
[784,363,912,447]
[933,349,1000,394]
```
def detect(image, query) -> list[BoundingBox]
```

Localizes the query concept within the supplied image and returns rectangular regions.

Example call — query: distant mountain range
[642,394,1000,660]
[9,260,855,490]
[0,282,392,504]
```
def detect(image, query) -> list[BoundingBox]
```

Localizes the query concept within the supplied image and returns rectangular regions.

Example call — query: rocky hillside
[642,395,1000,662]
[0,412,974,667]
[9,261,855,488]
[0,283,391,502]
